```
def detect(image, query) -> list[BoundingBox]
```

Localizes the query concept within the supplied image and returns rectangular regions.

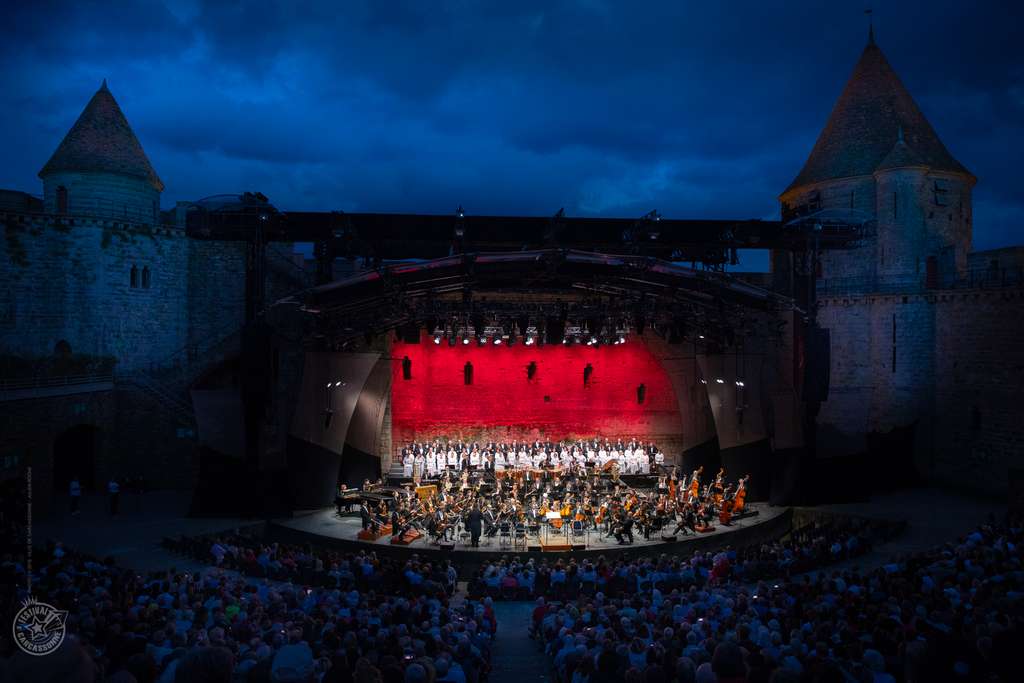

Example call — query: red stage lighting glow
[390,339,682,447]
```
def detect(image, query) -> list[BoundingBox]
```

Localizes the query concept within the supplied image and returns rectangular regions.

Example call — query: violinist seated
[613,511,635,545]
[670,504,697,536]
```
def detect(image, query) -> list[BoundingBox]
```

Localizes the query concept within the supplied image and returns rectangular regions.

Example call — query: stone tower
[777,31,982,477]
[780,31,975,289]
[38,80,164,222]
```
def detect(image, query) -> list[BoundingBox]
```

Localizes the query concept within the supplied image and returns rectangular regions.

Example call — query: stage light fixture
[525,336,534,346]
[462,336,470,345]
[618,336,626,344]
[433,335,441,344]
[715,378,725,384]
[735,380,745,387]
[493,338,502,345]
[477,336,486,347]
[698,334,705,340]
[699,378,708,385]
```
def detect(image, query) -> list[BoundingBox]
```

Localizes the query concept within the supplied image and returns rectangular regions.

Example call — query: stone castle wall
[0,213,188,370]
[814,286,1024,492]
[43,171,160,223]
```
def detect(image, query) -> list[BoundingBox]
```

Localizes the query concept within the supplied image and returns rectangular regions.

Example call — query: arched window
[130,265,139,288]
[142,266,151,289]
[54,339,72,356]
[56,186,68,214]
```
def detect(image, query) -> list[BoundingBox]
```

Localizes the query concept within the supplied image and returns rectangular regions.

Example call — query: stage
[266,502,789,570]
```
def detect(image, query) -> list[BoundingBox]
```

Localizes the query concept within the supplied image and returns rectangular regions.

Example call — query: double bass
[733,475,749,514]
[688,466,703,501]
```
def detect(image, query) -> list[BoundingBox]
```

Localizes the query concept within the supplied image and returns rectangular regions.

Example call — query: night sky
[2,1,1022,262]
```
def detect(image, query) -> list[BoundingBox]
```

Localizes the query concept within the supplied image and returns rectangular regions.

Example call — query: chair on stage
[514,523,528,550]
[498,522,512,548]
[527,522,541,539]
[570,520,587,548]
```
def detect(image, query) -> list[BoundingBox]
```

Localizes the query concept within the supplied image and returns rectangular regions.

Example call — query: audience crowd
[2,537,494,683]
[534,512,1023,682]
[4,487,1020,683]
[467,517,901,602]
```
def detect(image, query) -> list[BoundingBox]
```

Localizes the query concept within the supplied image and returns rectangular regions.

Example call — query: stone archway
[53,424,101,494]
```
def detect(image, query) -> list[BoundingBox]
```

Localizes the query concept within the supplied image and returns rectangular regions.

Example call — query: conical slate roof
[783,37,971,195]
[39,80,163,191]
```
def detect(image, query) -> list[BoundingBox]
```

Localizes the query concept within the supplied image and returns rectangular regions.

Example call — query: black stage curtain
[680,438,721,483]
[719,438,772,502]
[189,449,292,517]
[287,436,343,509]
[769,447,803,506]
[339,443,382,489]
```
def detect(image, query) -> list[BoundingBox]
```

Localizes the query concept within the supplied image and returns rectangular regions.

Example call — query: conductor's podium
[357,524,393,541]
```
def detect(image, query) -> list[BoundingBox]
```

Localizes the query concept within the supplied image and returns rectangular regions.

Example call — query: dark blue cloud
[0,0,1020,254]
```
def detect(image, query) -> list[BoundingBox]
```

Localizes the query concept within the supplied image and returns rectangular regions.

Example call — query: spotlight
[493,338,502,345]
[335,381,346,387]
[462,336,470,345]
[698,334,705,340]
[525,336,535,346]
[326,383,333,389]
[477,336,486,347]
[699,378,708,385]
[562,337,568,345]
[618,336,626,344]
[433,335,441,344]
[735,380,745,387]
[715,378,725,384]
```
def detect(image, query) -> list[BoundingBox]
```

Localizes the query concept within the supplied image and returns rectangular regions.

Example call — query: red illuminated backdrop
[390,339,684,450]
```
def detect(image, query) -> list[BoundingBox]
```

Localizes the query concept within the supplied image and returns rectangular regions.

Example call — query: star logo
[12,597,67,656]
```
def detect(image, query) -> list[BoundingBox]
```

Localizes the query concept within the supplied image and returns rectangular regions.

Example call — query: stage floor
[272,502,782,554]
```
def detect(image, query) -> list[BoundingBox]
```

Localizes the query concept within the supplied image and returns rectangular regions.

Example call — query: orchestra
[345,438,752,548]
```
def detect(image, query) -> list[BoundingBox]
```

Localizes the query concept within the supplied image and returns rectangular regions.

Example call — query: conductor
[466,505,484,548]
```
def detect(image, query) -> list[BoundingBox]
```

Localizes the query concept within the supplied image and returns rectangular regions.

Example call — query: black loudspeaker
[402,356,412,380]
[527,361,537,381]
[546,316,565,344]
[637,383,646,404]
[1009,469,1024,513]
[439,542,455,552]
[528,544,542,552]
[571,543,586,551]
[660,535,677,543]
[464,361,473,385]
[803,326,831,402]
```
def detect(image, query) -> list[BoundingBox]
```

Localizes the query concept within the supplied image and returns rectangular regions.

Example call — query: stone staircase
[120,372,197,428]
